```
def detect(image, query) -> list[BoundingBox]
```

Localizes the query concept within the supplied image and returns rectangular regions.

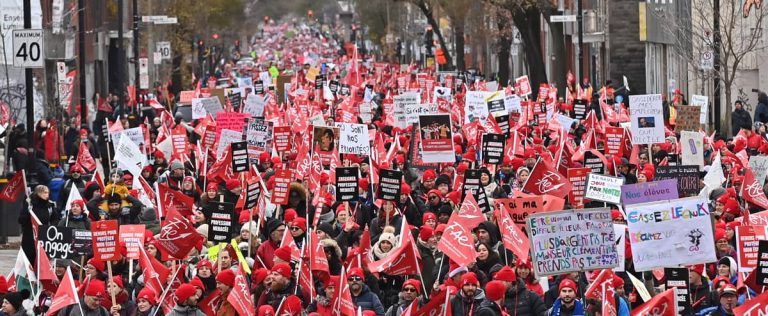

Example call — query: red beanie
[612,275,625,288]
[402,279,422,294]
[401,182,412,195]
[226,179,241,190]
[190,277,205,291]
[71,199,85,209]
[258,305,275,316]
[282,295,304,316]
[494,266,517,282]
[348,267,365,279]
[461,272,480,286]
[419,225,434,241]
[196,259,213,271]
[87,258,105,272]
[274,246,293,263]
[559,278,577,291]
[111,276,124,289]
[253,268,270,285]
[216,269,236,287]
[688,264,705,276]
[427,189,443,199]
[485,280,507,301]
[284,208,297,223]
[238,210,251,224]
[291,217,307,231]
[137,288,156,305]
[174,284,197,302]
[85,280,105,297]
[422,169,437,182]
[422,212,437,223]
[715,228,727,241]
[272,263,292,278]
[516,258,532,269]
[206,182,218,191]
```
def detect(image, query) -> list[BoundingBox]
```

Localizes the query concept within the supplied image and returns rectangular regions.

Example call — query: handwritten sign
[91,220,120,261]
[496,196,546,229]
[464,91,491,123]
[736,225,768,272]
[39,225,74,259]
[691,95,709,124]
[584,173,624,204]
[335,123,370,155]
[676,105,701,132]
[621,179,679,205]
[625,197,716,271]
[527,208,617,276]
[393,92,421,128]
[629,94,664,145]
[192,97,223,119]
[215,112,248,138]
[216,129,242,158]
[750,156,768,186]
[654,165,701,197]
[245,118,273,158]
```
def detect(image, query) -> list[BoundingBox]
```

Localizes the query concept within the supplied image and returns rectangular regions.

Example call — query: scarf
[550,299,585,316]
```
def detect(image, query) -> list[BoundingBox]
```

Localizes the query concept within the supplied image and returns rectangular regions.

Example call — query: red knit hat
[282,295,303,316]
[174,284,197,302]
[419,225,434,241]
[402,279,422,294]
[688,264,705,276]
[196,259,213,271]
[348,267,365,279]
[70,199,85,209]
[253,268,270,285]
[87,258,105,272]
[724,199,741,216]
[190,277,205,291]
[137,288,156,305]
[225,179,241,190]
[422,212,437,223]
[485,280,507,301]
[427,189,443,199]
[612,275,625,288]
[422,169,437,182]
[494,266,516,282]
[85,280,105,297]
[516,258,532,269]
[284,209,297,223]
[401,182,412,195]
[274,246,293,262]
[216,269,236,287]
[291,217,307,231]
[258,305,275,316]
[110,276,124,289]
[461,272,479,286]
[715,228,727,241]
[238,210,251,224]
[445,191,461,205]
[559,278,577,291]
[272,262,292,278]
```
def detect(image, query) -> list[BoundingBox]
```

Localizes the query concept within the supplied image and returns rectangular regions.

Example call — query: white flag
[114,136,148,176]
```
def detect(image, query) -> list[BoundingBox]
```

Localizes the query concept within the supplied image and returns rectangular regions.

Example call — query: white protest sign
[584,173,624,204]
[308,114,325,127]
[114,136,148,176]
[393,92,421,129]
[680,131,704,167]
[625,197,716,271]
[191,97,223,119]
[555,113,577,131]
[629,94,665,145]
[236,77,253,88]
[750,156,768,185]
[404,103,438,125]
[433,86,452,103]
[245,118,272,157]
[335,123,370,155]
[111,127,145,148]
[243,93,267,117]
[691,95,708,124]
[465,91,491,123]
[527,208,618,276]
[614,223,627,272]
[504,94,522,113]
[217,129,242,158]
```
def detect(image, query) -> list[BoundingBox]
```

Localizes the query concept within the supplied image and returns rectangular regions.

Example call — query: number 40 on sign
[12,29,44,68]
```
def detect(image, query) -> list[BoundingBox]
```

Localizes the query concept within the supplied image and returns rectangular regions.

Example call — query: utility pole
[117,0,124,116]
[577,0,584,82]
[713,0,721,134]
[133,0,139,95]
[24,0,33,148]
[78,0,86,126]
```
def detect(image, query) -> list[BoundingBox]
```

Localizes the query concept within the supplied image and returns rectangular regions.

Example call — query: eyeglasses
[402,287,418,293]
[290,227,302,231]
[348,276,363,282]
[429,196,439,200]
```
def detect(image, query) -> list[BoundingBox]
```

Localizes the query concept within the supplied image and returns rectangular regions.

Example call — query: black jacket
[732,108,753,135]
[504,281,548,316]
[475,299,503,316]
[450,289,485,316]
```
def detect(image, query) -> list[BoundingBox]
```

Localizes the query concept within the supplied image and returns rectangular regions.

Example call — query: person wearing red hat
[385,279,423,316]
[422,212,437,229]
[715,229,737,259]
[550,278,584,316]
[199,182,220,208]
[421,169,437,192]
[289,217,307,249]
[273,246,293,266]
[687,264,714,314]
[476,280,506,316]
[58,199,91,230]
[258,305,275,316]
[74,281,110,315]
[307,275,339,314]
[107,275,136,316]
[346,267,385,316]
[450,272,484,316]
[215,269,237,316]
[169,284,204,315]
[222,178,242,206]
[59,163,87,208]
[258,152,273,172]
[196,260,216,296]
[136,288,159,316]
[85,258,107,280]
[495,265,547,315]
[257,263,308,310]
[714,284,741,315]
[398,182,420,227]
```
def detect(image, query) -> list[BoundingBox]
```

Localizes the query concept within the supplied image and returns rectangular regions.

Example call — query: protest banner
[485,91,505,114]
[171,125,188,157]
[217,129,243,158]
[273,126,291,152]
[620,179,679,205]
[118,225,145,260]
[335,123,370,155]
[336,167,359,202]
[750,156,768,186]
[654,165,701,197]
[192,97,223,119]
[481,134,505,165]
[231,141,249,173]
[504,94,521,114]
[114,136,148,178]
[393,92,421,128]
[243,93,267,117]
[419,114,454,163]
[216,112,248,138]
[757,241,768,286]
[733,291,768,315]
[377,169,402,201]
[72,230,92,256]
[573,99,587,120]
[403,103,438,126]
[496,196,548,229]
[91,220,120,261]
[665,268,691,315]
[691,94,709,124]
[39,225,73,259]
[462,169,491,213]
[111,127,145,148]
[584,173,624,204]
[253,80,264,94]
[465,91,491,123]
[494,112,510,135]
[675,105,701,132]
[271,170,292,204]
[208,202,235,243]
[245,118,273,158]
[228,91,242,109]
[243,178,260,210]
[515,76,532,96]
[629,94,665,145]
[625,197,716,271]
[567,168,591,208]
[584,151,605,175]
[604,127,624,156]
[680,131,704,166]
[527,208,618,276]
[737,225,768,272]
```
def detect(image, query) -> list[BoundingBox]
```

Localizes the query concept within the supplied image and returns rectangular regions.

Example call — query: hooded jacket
[475,299,503,316]
[351,285,386,316]
[166,304,205,316]
[756,92,768,123]
[504,280,548,316]
[450,288,485,316]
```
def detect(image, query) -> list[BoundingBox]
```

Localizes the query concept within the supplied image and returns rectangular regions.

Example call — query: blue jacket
[352,285,386,316]
[549,298,585,316]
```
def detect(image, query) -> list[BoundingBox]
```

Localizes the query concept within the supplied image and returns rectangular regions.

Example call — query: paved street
[0,236,21,275]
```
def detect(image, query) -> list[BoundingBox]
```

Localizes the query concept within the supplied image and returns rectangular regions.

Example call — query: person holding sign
[20,185,59,265]
[107,277,136,316]
[58,199,91,230]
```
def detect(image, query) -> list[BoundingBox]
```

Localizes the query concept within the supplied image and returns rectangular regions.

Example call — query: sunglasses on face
[402,287,418,293]
[290,226,302,231]
[348,276,363,282]
[429,196,439,200]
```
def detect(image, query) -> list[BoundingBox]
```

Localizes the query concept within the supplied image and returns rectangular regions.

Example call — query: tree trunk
[496,12,511,86]
[510,5,547,96]
[454,22,466,71]
[413,0,454,69]
[548,21,567,97]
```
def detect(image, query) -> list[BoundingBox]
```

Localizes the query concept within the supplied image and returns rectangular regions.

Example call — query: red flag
[47,268,80,316]
[227,267,256,316]
[280,229,302,262]
[522,159,572,199]
[0,172,24,202]
[108,119,124,133]
[155,207,202,259]
[742,168,768,210]
[734,290,768,315]
[158,183,195,217]
[437,194,484,267]
[602,280,617,316]
[332,268,357,316]
[138,244,170,300]
[584,269,615,301]
[93,172,105,191]
[631,288,676,316]
[198,289,222,316]
[495,205,530,261]
[309,229,330,273]
[368,223,421,276]
[76,142,97,172]
[414,288,452,316]
[297,261,316,300]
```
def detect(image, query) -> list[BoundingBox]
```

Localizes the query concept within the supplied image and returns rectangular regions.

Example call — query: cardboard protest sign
[231,141,249,173]
[680,131,704,166]
[584,173,624,204]
[737,225,768,272]
[665,268,691,315]
[620,179,679,205]
[243,179,261,210]
[583,151,605,175]
[335,123,370,156]
[604,127,624,156]
[675,105,701,132]
[245,118,273,159]
[758,241,768,286]
[171,125,188,157]
[485,91,505,114]
[243,93,267,117]
[654,165,701,197]
[403,103,438,126]
[481,134,505,165]
[462,169,492,213]
[72,230,92,256]
[336,167,359,202]
[118,225,145,260]
[515,76,532,96]
[419,114,454,163]
[192,97,223,119]
[39,225,74,259]
[217,129,243,158]
[465,91,491,123]
[273,126,291,152]
[629,94,665,145]
[691,94,709,124]
[496,196,547,229]
[271,170,292,204]
[91,220,120,261]
[573,100,588,120]
[377,169,402,201]
[208,202,235,242]
[527,208,618,276]
[393,92,421,128]
[625,197,716,271]
[567,168,591,208]
[750,156,768,186]
[215,112,248,137]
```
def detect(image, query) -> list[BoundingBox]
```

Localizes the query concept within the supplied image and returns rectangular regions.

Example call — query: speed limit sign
[156,41,171,60]
[12,29,44,68]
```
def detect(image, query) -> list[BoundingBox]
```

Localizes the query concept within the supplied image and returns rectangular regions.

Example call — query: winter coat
[166,304,206,316]
[756,93,768,123]
[56,302,110,316]
[351,285,386,316]
[475,299,503,316]
[548,299,585,316]
[21,194,59,263]
[215,297,237,316]
[385,296,424,316]
[450,289,485,316]
[732,108,753,135]
[416,239,436,295]
[504,281,548,316]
